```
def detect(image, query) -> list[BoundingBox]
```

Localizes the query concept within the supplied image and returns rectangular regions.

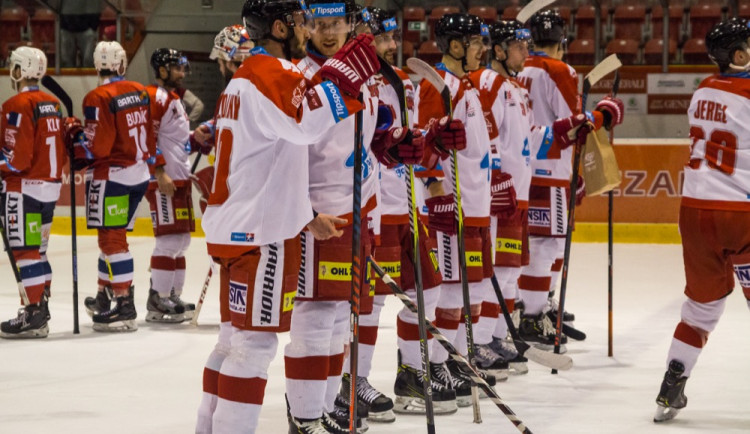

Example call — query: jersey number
[690,126,738,175]
[45,136,57,178]
[128,126,149,161]
[209,128,233,206]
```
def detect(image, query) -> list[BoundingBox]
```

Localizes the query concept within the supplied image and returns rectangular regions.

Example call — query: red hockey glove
[575,174,586,206]
[595,96,624,130]
[425,194,457,235]
[490,171,517,217]
[64,117,92,171]
[1,145,13,164]
[372,127,425,168]
[320,34,378,97]
[190,165,214,214]
[425,116,467,159]
[552,114,592,150]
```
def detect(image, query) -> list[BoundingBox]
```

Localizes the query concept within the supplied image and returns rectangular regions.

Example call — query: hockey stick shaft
[608,70,620,357]
[370,258,532,433]
[190,265,213,326]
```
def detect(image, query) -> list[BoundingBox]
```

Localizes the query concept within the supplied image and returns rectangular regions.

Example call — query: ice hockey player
[654,17,750,423]
[76,41,159,332]
[414,13,498,406]
[195,0,378,433]
[0,47,65,339]
[516,10,623,349]
[143,48,195,323]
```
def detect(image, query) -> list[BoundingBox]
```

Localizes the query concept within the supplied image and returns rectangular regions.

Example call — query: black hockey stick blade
[41,75,73,117]
[547,311,587,341]
[377,56,408,128]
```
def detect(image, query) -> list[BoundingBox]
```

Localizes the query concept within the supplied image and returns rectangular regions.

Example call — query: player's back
[518,54,579,127]
[1,88,65,188]
[683,74,750,209]
[146,84,190,180]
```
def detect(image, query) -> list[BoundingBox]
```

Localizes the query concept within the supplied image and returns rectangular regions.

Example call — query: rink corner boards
[50,217,681,244]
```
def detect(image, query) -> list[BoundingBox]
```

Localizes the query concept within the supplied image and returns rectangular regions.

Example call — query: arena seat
[417,39,442,65]
[500,5,521,20]
[651,4,684,44]
[403,6,426,44]
[606,38,639,65]
[468,6,497,24]
[682,37,710,64]
[401,40,414,62]
[428,6,460,39]
[613,5,646,42]
[574,5,608,42]
[31,8,56,46]
[689,3,722,40]
[644,38,677,65]
[566,38,595,66]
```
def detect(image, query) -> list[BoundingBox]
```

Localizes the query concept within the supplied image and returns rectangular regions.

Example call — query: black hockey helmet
[150,48,188,77]
[706,18,750,70]
[435,13,486,53]
[490,20,531,49]
[528,10,565,45]
[242,0,307,40]
[368,7,398,36]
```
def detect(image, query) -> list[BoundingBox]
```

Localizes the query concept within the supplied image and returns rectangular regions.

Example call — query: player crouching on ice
[0,47,66,339]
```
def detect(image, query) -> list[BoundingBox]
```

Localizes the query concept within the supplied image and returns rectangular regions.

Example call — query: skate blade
[484,369,509,382]
[509,362,529,375]
[0,324,49,339]
[393,396,457,415]
[182,311,195,321]
[145,311,185,323]
[654,405,680,422]
[456,395,473,408]
[366,409,396,423]
[93,320,138,332]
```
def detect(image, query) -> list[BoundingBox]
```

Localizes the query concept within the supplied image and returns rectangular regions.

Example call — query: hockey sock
[196,322,232,434]
[430,307,460,364]
[493,266,519,339]
[40,253,52,292]
[212,329,278,434]
[453,310,479,356]
[174,256,187,294]
[344,295,385,378]
[398,287,439,370]
[518,276,551,315]
[549,258,563,295]
[150,256,176,297]
[475,302,499,345]
[325,302,349,412]
[666,297,726,377]
[13,251,45,305]
[97,252,134,296]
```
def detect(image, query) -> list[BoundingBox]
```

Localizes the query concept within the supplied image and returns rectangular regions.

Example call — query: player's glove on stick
[189,131,214,155]
[575,174,586,206]
[372,127,425,168]
[490,171,517,217]
[426,194,457,235]
[553,114,592,150]
[425,116,467,159]
[320,34,378,97]
[595,96,624,130]
[64,117,92,171]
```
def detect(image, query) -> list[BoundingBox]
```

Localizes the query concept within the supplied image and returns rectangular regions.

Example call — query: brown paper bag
[581,128,621,196]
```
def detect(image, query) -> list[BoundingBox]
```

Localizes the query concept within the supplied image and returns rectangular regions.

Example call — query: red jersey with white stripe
[146,85,190,181]
[414,66,491,226]
[82,77,157,183]
[201,49,363,257]
[682,73,750,211]
[1,87,66,199]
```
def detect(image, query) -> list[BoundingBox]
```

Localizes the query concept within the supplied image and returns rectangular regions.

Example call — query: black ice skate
[0,303,48,339]
[393,363,457,415]
[288,416,334,434]
[519,313,568,352]
[340,373,393,423]
[547,292,575,322]
[444,357,496,403]
[170,289,195,320]
[654,360,688,423]
[92,287,137,332]
[429,361,473,408]
[489,336,529,375]
[146,289,185,323]
[327,393,368,433]
[473,343,509,382]
[84,287,112,318]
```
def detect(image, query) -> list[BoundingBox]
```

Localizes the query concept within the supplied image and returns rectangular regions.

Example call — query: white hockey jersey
[682,73,750,211]
[296,56,380,221]
[202,48,363,256]
[414,66,491,226]
[147,85,191,181]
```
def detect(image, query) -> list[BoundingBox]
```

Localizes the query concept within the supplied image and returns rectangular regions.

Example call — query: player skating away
[413,13,499,406]
[144,48,195,323]
[0,47,66,339]
[76,41,160,333]
[515,10,623,349]
[654,18,750,423]
[195,0,378,432]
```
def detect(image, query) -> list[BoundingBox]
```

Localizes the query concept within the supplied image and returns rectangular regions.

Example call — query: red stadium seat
[468,6,498,24]
[689,4,722,39]
[401,40,415,62]
[613,5,646,41]
[31,8,56,45]
[0,7,28,50]
[417,40,442,65]
[403,6,426,44]
[556,6,571,23]
[682,38,710,64]
[99,6,117,40]
[574,5,608,42]
[428,6,460,39]
[651,5,684,43]
[644,38,677,65]
[606,38,639,65]
[501,5,521,20]
[566,38,595,66]
[737,3,750,19]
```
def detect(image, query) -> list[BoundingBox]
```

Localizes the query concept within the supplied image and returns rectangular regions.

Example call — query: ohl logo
[468,254,482,263]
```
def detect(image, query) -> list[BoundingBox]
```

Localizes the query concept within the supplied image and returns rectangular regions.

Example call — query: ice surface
[1,236,749,433]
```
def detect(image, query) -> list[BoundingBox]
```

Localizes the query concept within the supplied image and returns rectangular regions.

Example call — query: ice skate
[519,313,567,352]
[84,287,111,318]
[340,373,394,423]
[430,361,473,408]
[288,416,334,434]
[489,336,529,374]
[654,360,688,423]
[92,287,137,332]
[170,289,195,320]
[547,293,575,323]
[0,303,48,339]
[327,394,368,433]
[146,289,185,323]
[473,343,510,382]
[393,363,457,415]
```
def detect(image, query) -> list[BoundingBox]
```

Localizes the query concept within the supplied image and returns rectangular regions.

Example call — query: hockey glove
[190,166,214,214]
[1,145,14,164]
[320,34,378,97]
[189,131,214,155]
[490,171,517,217]
[64,117,92,171]
[552,114,592,150]
[424,116,467,160]
[595,96,624,130]
[575,175,586,206]
[372,127,425,168]
[425,194,457,235]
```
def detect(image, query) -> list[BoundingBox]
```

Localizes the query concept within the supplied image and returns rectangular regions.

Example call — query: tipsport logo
[310,3,346,17]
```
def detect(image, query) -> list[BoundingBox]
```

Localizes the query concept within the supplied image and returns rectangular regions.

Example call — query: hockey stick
[516,0,557,24]
[377,57,436,432]
[190,261,213,326]
[490,275,572,370]
[41,75,79,333]
[370,258,532,433]
[0,213,29,305]
[607,70,621,357]
[347,91,365,434]
[552,54,622,373]
[407,57,481,423]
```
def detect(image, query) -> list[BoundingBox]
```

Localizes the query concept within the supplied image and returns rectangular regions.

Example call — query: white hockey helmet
[210,24,255,62]
[9,46,47,90]
[93,41,128,74]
